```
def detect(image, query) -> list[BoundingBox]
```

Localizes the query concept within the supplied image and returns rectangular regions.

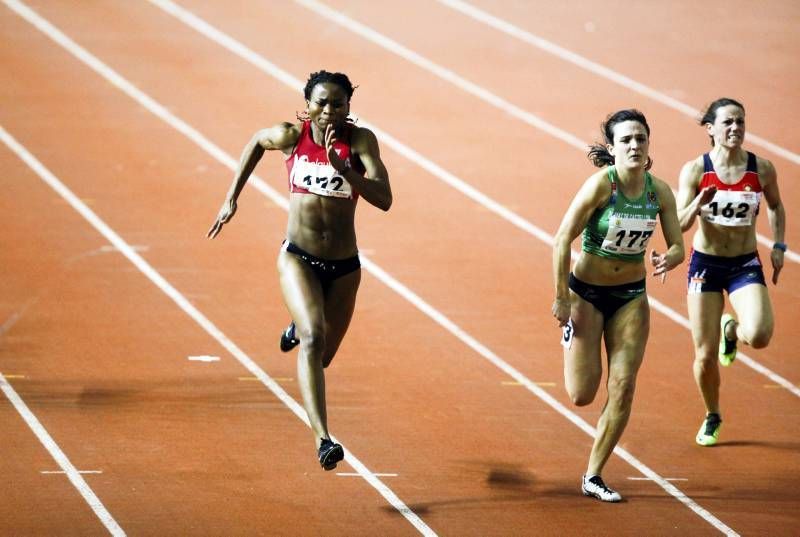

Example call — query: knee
[693,349,717,369]
[298,325,326,356]
[741,325,772,349]
[567,387,596,407]
[606,376,636,412]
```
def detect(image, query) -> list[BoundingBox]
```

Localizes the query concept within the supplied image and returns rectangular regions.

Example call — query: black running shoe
[279,322,300,352]
[318,438,344,471]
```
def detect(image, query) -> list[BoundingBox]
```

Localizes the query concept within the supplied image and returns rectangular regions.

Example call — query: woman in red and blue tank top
[676,98,786,447]
[207,71,392,471]
[552,110,684,502]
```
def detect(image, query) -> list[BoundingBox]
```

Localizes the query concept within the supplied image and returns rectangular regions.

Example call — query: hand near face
[325,124,347,173]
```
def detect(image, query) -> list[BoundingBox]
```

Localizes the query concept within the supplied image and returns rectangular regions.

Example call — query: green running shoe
[696,413,722,446]
[719,313,737,367]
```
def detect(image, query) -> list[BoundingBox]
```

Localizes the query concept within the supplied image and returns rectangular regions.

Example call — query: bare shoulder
[682,155,704,176]
[580,167,613,204]
[756,154,777,181]
[350,124,379,151]
[255,121,302,151]
[678,155,704,187]
[587,167,612,190]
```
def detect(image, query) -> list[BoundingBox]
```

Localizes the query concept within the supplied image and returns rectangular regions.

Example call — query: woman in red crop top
[676,97,785,447]
[208,71,392,470]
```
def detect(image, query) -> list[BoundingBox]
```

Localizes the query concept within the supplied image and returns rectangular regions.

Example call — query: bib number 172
[614,229,652,249]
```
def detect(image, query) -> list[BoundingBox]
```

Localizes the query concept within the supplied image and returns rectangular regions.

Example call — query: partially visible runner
[553,110,684,502]
[208,70,392,470]
[676,97,785,447]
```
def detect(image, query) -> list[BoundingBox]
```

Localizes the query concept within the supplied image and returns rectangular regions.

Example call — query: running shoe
[718,313,737,366]
[318,438,344,471]
[581,474,622,502]
[695,413,722,446]
[279,322,300,352]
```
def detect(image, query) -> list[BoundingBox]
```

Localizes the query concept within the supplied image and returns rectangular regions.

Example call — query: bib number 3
[561,319,574,350]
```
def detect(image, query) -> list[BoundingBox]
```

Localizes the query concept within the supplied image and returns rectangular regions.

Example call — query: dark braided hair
[303,70,356,102]
[699,97,745,147]
[587,109,652,170]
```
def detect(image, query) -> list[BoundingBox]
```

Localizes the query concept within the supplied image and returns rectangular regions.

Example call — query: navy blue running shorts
[687,249,766,294]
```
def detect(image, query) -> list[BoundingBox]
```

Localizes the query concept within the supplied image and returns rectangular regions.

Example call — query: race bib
[290,154,353,199]
[601,215,657,255]
[561,319,574,350]
[700,190,760,227]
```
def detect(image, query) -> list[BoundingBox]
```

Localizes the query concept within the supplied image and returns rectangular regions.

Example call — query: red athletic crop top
[285,121,364,200]
[697,151,761,227]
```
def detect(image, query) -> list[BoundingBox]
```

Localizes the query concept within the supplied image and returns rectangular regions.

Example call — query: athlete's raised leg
[729,283,774,349]
[563,292,604,406]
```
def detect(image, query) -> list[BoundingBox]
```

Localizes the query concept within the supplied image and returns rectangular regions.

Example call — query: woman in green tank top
[552,110,684,502]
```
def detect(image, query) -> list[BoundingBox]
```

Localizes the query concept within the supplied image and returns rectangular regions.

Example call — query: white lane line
[41,470,104,475]
[296,0,798,265]
[0,373,125,536]
[0,311,22,337]
[145,0,799,398]
[437,0,800,166]
[187,355,220,362]
[0,5,737,534]
[0,123,435,537]
[294,0,584,152]
[628,477,688,482]
[362,252,737,536]
[338,473,398,477]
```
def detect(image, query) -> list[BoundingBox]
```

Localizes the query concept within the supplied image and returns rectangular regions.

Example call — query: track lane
[306,0,799,261]
[0,8,732,536]
[435,0,800,153]
[148,0,799,384]
[3,0,796,532]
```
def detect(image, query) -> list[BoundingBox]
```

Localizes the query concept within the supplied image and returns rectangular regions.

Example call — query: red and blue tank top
[697,151,761,227]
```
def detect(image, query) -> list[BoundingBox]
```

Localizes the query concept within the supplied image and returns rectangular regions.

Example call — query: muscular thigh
[323,269,360,341]
[564,291,604,395]
[687,292,724,353]
[277,251,325,332]
[603,294,649,376]
[729,283,772,333]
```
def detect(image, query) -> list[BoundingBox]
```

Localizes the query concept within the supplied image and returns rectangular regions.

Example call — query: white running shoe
[582,474,622,502]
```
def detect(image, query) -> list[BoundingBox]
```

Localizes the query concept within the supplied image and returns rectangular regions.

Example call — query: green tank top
[582,166,660,262]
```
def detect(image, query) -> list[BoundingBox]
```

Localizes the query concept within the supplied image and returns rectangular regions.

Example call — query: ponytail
[587,143,614,168]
